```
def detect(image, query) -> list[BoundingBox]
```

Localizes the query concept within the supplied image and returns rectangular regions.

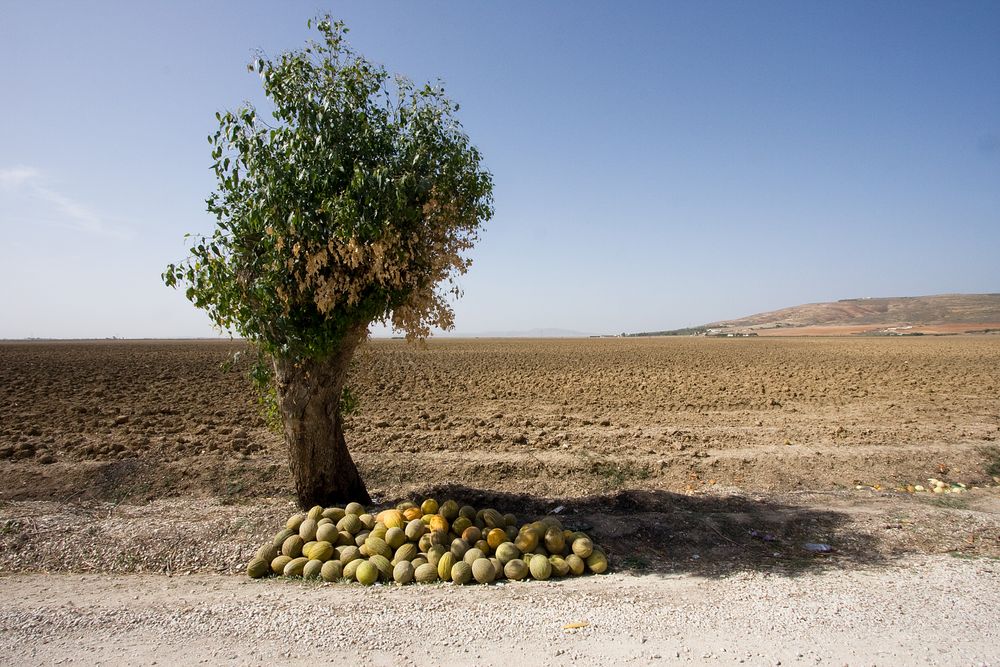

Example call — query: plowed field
[2,336,999,501]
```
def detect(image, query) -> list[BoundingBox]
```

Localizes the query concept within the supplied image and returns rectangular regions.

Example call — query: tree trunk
[272,326,371,508]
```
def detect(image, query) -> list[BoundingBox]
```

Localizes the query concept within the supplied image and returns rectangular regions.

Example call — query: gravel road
[2,555,997,666]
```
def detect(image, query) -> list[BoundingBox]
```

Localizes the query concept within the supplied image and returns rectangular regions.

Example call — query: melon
[369,554,393,581]
[437,552,456,581]
[343,558,363,581]
[309,541,334,562]
[306,505,324,522]
[335,531,355,547]
[320,560,343,582]
[463,547,485,565]
[426,545,447,567]
[482,508,504,529]
[270,555,292,575]
[439,500,459,521]
[459,505,477,521]
[256,543,278,563]
[285,513,305,531]
[354,532,369,547]
[549,556,570,577]
[316,523,339,544]
[489,557,504,579]
[428,515,449,533]
[474,539,490,554]
[246,557,270,579]
[504,558,528,580]
[364,536,392,559]
[471,558,495,584]
[392,543,418,564]
[393,561,415,584]
[358,513,375,530]
[418,533,433,552]
[486,528,508,550]
[414,562,439,583]
[403,507,423,522]
[411,556,429,569]
[339,546,361,565]
[377,509,405,529]
[586,549,608,574]
[301,541,318,559]
[356,561,378,586]
[565,554,585,576]
[344,501,365,516]
[450,539,469,560]
[514,531,538,553]
[272,528,295,548]
[529,555,552,581]
[451,517,472,536]
[451,561,473,585]
[405,519,427,542]
[503,513,518,527]
[461,526,482,544]
[322,507,346,521]
[281,535,304,558]
[283,556,308,577]
[337,514,363,534]
[384,527,406,550]
[317,517,333,527]
[429,530,450,547]
[572,536,593,559]
[544,526,565,555]
[303,559,324,579]
[420,498,439,515]
[495,542,521,565]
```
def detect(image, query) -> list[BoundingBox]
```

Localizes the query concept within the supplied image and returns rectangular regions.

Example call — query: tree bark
[272,325,371,508]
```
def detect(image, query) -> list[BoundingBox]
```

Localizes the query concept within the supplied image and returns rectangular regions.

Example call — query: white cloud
[0,165,128,238]
[0,166,42,188]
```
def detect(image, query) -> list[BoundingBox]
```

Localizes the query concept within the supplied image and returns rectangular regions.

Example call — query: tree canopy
[164,18,494,359]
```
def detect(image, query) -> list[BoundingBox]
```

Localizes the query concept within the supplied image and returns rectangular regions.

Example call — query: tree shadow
[385,485,889,578]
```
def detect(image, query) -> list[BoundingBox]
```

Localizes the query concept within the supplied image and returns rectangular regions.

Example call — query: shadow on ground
[386,485,887,578]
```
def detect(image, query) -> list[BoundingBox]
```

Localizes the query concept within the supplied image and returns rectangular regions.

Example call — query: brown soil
[1,337,999,572]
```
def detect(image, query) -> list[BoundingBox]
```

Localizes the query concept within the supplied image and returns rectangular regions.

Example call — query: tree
[163,18,494,507]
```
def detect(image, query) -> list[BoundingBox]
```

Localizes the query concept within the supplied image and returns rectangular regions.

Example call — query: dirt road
[2,556,997,666]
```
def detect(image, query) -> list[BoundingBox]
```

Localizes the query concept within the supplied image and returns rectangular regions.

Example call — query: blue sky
[1,1,998,338]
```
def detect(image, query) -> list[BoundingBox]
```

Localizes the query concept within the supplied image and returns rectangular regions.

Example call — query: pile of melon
[246,498,608,585]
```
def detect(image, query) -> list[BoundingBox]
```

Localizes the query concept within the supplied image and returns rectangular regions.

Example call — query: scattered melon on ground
[245,499,609,585]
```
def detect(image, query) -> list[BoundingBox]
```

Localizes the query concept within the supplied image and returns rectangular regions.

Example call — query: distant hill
[628,294,1000,337]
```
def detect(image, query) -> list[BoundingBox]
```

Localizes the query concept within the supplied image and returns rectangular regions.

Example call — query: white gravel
[1,555,997,666]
